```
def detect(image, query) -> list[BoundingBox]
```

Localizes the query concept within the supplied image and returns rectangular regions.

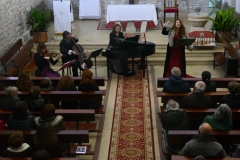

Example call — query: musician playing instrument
[34,43,62,77]
[59,31,79,77]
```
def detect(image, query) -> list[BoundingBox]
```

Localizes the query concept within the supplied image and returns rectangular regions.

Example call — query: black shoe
[124,70,136,77]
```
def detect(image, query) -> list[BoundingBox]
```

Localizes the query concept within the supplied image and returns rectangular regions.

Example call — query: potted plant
[27,7,51,43]
[209,8,240,42]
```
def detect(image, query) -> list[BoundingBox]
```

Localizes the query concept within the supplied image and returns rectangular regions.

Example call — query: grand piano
[102,38,155,78]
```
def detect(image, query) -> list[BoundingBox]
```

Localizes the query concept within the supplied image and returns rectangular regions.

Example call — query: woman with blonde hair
[0,86,20,110]
[78,70,102,109]
[16,71,33,91]
[57,75,78,109]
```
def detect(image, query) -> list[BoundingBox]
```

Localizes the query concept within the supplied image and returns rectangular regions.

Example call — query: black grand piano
[102,37,155,78]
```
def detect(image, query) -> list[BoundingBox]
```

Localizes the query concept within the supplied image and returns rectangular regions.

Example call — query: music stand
[58,59,76,75]
[174,39,195,46]
[86,48,103,76]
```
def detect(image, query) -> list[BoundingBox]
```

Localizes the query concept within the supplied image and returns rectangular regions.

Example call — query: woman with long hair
[162,19,192,78]
[16,71,33,91]
[78,70,102,109]
[34,43,62,77]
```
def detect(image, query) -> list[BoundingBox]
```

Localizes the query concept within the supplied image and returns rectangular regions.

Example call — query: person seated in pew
[201,71,216,92]
[162,67,191,93]
[78,70,102,109]
[194,155,206,160]
[159,99,189,130]
[0,86,20,110]
[0,83,5,91]
[7,101,36,130]
[34,43,62,77]
[179,123,226,158]
[221,81,240,109]
[26,86,50,112]
[40,77,54,91]
[16,71,33,91]
[1,131,33,158]
[34,123,63,157]
[34,104,66,130]
[203,104,232,130]
[180,81,212,109]
[57,75,79,109]
[32,149,50,160]
[232,145,240,158]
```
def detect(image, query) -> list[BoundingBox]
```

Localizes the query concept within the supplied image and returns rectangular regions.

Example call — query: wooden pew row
[0,130,93,155]
[0,76,105,87]
[0,158,78,160]
[0,109,102,132]
[172,155,239,160]
[156,91,228,105]
[157,78,240,88]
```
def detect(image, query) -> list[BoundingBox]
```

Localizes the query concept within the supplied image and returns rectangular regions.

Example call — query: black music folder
[174,38,195,46]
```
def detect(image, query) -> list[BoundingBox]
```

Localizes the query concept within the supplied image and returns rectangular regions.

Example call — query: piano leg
[107,57,110,78]
[141,56,146,77]
[131,57,134,73]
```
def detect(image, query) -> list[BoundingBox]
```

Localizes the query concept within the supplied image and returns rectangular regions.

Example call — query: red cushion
[164,8,179,12]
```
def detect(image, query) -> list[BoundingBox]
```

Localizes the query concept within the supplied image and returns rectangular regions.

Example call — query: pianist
[108,24,129,75]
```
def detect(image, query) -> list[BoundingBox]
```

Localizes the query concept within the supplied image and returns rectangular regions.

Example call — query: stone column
[236,0,240,13]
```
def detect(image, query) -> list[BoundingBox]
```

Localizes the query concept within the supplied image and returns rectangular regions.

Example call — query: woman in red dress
[162,19,190,77]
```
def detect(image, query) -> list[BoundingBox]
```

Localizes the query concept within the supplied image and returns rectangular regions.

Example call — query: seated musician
[108,24,130,75]
[59,31,80,77]
[34,43,62,77]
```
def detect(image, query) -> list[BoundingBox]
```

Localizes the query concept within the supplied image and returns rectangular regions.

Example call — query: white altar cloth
[106,4,158,25]
[79,0,101,19]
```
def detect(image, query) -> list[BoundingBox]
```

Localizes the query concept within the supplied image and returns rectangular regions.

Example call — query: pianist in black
[108,24,129,75]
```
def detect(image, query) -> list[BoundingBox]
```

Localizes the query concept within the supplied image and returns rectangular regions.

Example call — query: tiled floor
[47,12,238,160]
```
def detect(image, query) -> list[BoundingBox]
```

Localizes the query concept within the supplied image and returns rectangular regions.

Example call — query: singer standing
[59,30,79,77]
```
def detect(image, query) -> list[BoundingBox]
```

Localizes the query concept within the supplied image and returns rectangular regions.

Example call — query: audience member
[26,86,49,111]
[7,101,36,130]
[201,71,216,92]
[194,155,206,160]
[179,123,226,157]
[40,77,54,91]
[160,99,189,130]
[162,67,191,93]
[34,104,66,130]
[1,131,33,157]
[34,123,63,157]
[57,75,78,109]
[0,86,20,110]
[221,81,240,108]
[16,71,33,91]
[0,83,5,91]
[232,145,240,158]
[180,81,212,108]
[203,104,232,130]
[78,70,102,109]
[32,149,50,160]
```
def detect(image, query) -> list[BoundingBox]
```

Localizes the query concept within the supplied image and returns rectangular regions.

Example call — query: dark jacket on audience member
[7,113,36,130]
[1,143,33,158]
[34,115,66,130]
[233,145,240,158]
[35,143,63,158]
[160,110,189,130]
[26,96,50,111]
[78,83,102,109]
[0,96,20,110]
[180,92,212,108]
[60,85,79,109]
[221,94,240,109]
[204,81,216,92]
[179,134,226,157]
[162,76,191,93]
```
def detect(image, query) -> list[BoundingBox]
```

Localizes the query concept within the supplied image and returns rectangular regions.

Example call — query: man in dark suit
[59,31,79,77]
[180,81,212,108]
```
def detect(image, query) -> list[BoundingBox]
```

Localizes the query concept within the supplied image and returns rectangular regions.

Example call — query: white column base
[140,21,147,33]
[126,21,136,33]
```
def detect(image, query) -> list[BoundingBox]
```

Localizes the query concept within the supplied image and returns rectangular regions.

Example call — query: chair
[163,0,179,23]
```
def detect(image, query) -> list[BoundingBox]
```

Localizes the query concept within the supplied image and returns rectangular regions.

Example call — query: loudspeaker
[225,58,239,77]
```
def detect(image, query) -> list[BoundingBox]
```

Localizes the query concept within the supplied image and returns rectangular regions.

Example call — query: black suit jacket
[180,92,212,108]
[59,38,78,63]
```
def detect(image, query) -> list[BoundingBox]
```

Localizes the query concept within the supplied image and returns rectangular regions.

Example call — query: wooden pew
[0,130,92,155]
[157,78,240,88]
[0,76,105,87]
[0,109,102,132]
[172,155,239,160]
[0,158,78,160]
[156,91,228,105]
[5,39,34,76]
[0,39,23,73]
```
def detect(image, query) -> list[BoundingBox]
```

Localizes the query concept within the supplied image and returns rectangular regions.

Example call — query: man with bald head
[179,123,226,157]
[162,67,191,93]
[180,81,212,108]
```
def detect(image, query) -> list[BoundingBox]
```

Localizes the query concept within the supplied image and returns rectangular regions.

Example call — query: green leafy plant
[209,8,240,32]
[26,7,51,32]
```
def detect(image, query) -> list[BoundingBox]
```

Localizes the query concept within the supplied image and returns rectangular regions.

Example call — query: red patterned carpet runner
[108,68,155,159]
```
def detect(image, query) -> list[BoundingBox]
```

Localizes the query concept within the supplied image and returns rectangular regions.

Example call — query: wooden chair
[163,0,179,23]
